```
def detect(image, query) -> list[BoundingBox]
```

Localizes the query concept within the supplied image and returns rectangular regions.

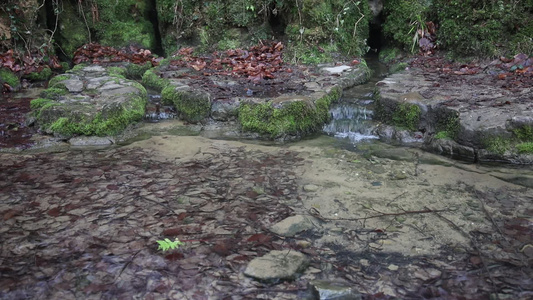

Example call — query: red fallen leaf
[500,56,513,63]
[106,184,119,190]
[3,209,22,220]
[498,73,507,79]
[163,228,181,236]
[470,256,482,265]
[165,252,184,261]
[178,212,188,220]
[47,207,62,217]
[247,233,271,245]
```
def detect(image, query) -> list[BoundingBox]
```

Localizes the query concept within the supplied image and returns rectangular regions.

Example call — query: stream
[0,62,532,299]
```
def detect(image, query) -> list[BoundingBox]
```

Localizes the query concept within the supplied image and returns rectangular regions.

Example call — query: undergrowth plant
[157,238,185,252]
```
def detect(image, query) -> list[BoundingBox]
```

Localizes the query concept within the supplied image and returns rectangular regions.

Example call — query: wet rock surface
[0,134,531,299]
[374,54,533,164]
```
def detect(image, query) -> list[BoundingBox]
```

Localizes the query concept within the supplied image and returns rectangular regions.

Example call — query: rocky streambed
[1,129,531,299]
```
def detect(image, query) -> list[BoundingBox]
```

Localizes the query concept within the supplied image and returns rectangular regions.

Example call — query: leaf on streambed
[46,207,62,217]
[163,228,181,236]
[247,233,271,245]
[362,203,373,209]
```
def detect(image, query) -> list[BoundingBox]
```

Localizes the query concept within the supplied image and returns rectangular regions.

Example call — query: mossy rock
[24,67,53,81]
[35,94,146,137]
[31,65,147,138]
[238,86,342,138]
[0,68,20,89]
[142,68,170,91]
[161,84,211,123]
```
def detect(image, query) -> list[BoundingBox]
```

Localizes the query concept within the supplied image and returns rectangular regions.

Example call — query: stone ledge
[374,71,533,164]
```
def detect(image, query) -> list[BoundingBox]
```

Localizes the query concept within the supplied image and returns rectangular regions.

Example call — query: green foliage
[0,68,19,87]
[433,0,533,57]
[157,238,185,252]
[289,0,371,56]
[56,0,89,57]
[516,142,533,154]
[379,47,402,64]
[382,0,430,53]
[89,0,156,49]
[392,103,421,131]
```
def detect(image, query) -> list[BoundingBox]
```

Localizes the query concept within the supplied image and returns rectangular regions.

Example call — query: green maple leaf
[157,238,185,252]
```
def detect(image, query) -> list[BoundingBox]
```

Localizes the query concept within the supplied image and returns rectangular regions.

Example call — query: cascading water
[323,56,388,143]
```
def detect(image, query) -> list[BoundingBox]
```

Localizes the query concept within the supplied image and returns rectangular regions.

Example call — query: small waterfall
[323,93,379,143]
[144,93,178,121]
[323,56,387,143]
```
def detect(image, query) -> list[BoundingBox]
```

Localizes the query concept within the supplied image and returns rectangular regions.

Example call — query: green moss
[162,85,210,123]
[142,68,170,92]
[513,126,533,142]
[516,142,533,154]
[484,136,511,155]
[43,94,146,137]
[392,103,421,131]
[48,75,70,87]
[0,68,19,88]
[108,67,126,78]
[30,98,56,110]
[239,87,341,138]
[435,131,450,139]
[125,63,152,79]
[26,67,53,81]
[436,112,460,140]
[70,64,88,72]
[41,86,69,100]
[60,62,71,71]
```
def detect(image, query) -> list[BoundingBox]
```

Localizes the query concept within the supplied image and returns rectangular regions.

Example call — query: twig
[116,249,142,279]
[308,207,451,222]
[426,206,498,295]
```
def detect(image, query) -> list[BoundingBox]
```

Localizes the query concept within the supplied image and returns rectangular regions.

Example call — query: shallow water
[1,60,532,298]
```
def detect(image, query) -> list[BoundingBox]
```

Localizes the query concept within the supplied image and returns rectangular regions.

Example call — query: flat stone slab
[244,250,308,281]
[375,69,533,163]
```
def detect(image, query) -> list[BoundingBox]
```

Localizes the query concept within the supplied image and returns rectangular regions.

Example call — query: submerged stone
[310,280,362,300]
[244,250,308,282]
[269,215,315,237]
